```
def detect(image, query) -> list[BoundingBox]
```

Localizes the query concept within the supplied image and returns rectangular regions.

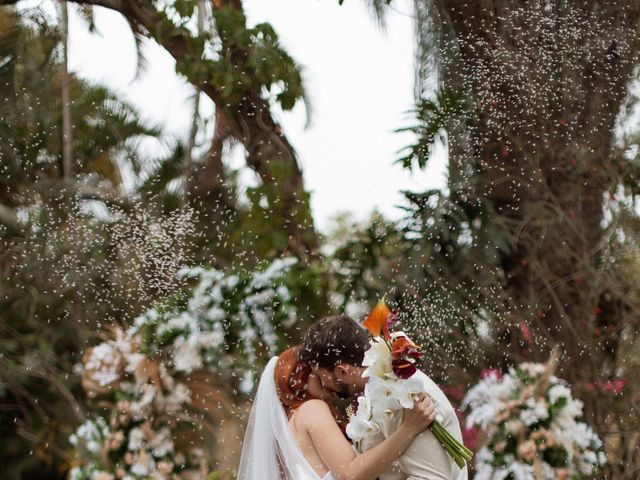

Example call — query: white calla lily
[394,375,424,408]
[362,339,393,379]
[367,378,401,422]
[346,414,380,442]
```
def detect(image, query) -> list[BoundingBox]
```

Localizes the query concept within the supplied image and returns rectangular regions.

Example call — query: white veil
[237,356,326,480]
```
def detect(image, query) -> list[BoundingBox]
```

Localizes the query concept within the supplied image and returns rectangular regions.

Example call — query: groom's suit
[360,371,468,480]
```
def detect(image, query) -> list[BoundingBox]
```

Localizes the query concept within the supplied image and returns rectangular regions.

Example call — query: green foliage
[328,211,408,307]
[155,5,306,114]
[231,162,316,261]
[0,9,158,200]
[0,10,168,478]
[396,87,466,170]
[213,7,306,111]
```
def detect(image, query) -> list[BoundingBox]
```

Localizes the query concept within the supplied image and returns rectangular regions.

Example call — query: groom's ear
[333,364,349,380]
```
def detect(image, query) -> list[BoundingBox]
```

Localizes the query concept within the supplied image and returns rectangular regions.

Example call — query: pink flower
[519,321,533,345]
[583,378,628,394]
[440,384,465,402]
[494,440,507,453]
[601,378,628,395]
[481,369,503,380]
[517,440,537,462]
[612,378,628,394]
[462,427,479,451]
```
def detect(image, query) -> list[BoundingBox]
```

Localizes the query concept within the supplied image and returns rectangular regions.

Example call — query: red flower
[383,309,399,339]
[519,321,533,345]
[391,335,422,359]
[390,334,422,379]
[601,378,628,395]
[392,358,417,379]
[462,427,479,452]
[440,384,465,402]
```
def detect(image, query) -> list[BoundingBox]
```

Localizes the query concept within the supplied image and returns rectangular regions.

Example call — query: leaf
[396,87,465,170]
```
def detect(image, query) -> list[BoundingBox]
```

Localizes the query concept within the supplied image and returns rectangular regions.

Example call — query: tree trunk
[59,0,73,179]
[437,1,640,474]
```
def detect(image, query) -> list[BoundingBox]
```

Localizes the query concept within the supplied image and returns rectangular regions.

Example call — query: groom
[298,315,468,480]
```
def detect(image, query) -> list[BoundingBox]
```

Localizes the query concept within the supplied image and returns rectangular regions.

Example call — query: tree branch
[2,0,318,254]
[0,0,123,9]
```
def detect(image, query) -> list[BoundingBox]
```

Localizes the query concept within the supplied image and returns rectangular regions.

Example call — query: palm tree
[0,10,168,478]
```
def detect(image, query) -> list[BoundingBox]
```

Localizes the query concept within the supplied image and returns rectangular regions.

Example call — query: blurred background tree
[330,0,640,477]
[0,2,326,477]
[2,0,640,478]
[0,8,164,478]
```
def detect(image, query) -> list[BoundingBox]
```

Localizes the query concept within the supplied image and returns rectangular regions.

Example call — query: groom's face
[312,364,361,398]
[312,366,347,396]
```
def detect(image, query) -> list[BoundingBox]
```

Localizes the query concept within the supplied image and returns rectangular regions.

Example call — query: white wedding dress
[237,356,333,480]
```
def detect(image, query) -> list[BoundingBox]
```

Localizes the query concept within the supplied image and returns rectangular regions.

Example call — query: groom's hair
[298,315,369,369]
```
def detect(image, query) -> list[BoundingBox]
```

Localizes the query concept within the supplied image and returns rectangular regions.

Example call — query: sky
[59,0,447,232]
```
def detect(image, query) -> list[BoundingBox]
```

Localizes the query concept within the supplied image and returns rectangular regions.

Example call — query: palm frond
[412,0,458,99]
[137,141,187,196]
[127,20,150,80]
[396,87,465,170]
[363,0,392,30]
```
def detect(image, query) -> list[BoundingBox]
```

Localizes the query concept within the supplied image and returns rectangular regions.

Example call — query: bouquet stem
[430,421,473,469]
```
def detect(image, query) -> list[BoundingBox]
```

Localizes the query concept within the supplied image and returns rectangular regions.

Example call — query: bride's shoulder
[298,398,331,412]
[295,399,333,423]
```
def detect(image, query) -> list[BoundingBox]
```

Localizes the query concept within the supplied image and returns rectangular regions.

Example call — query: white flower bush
[462,361,606,480]
[70,258,299,479]
[132,257,298,378]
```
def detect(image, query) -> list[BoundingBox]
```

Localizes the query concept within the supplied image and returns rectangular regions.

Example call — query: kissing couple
[237,315,468,480]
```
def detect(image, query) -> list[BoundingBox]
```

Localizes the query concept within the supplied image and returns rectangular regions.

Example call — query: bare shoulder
[297,398,332,415]
[295,399,334,429]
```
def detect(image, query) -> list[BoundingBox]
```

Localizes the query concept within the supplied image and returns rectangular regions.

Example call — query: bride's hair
[298,315,369,369]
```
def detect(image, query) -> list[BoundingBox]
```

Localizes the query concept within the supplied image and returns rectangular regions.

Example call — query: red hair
[274,346,313,417]
[274,346,351,434]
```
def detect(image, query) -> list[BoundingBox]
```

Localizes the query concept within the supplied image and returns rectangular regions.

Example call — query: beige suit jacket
[360,371,468,480]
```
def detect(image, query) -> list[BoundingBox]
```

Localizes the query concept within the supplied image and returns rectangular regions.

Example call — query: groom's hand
[402,394,437,435]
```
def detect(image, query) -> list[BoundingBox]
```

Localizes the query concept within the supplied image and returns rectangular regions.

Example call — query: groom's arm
[381,374,468,480]
[360,429,406,480]
[396,427,460,480]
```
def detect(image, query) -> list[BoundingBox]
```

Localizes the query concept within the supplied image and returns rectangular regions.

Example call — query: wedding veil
[237,356,325,480]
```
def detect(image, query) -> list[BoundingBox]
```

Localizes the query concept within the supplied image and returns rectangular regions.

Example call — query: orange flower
[391,335,419,357]
[363,299,391,337]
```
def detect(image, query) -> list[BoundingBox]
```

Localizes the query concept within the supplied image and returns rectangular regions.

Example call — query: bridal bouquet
[462,353,606,480]
[346,300,473,469]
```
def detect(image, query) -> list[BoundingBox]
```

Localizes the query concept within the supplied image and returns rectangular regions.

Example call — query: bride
[237,346,436,480]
